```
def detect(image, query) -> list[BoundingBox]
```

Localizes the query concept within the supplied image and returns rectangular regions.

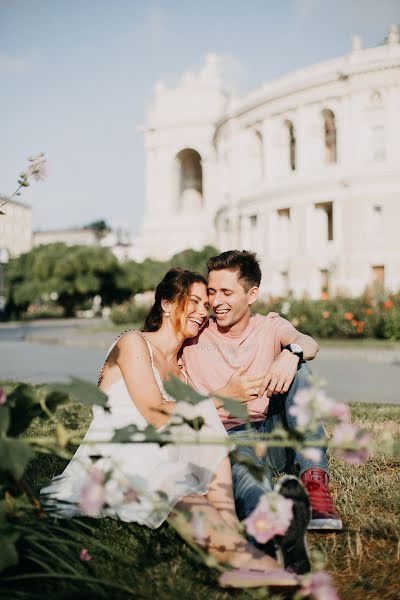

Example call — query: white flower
[302,448,323,463]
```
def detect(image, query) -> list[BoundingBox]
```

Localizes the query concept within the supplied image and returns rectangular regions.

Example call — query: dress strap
[137,331,154,366]
[97,328,137,386]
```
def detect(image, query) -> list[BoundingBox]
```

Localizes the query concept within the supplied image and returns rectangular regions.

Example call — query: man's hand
[259,350,299,397]
[217,365,265,403]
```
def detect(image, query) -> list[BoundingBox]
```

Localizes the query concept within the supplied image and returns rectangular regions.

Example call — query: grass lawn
[2,397,400,600]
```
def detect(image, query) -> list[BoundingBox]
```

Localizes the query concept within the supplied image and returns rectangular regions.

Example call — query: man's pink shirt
[181,313,297,430]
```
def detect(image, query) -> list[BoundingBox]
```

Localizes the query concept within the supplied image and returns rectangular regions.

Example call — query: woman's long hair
[142,268,207,332]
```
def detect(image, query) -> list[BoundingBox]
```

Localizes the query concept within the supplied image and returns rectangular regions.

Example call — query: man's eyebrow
[207,287,233,293]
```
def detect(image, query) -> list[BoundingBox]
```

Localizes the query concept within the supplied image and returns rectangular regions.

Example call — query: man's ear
[248,286,259,306]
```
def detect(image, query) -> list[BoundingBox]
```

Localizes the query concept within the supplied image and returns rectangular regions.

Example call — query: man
[181,250,342,554]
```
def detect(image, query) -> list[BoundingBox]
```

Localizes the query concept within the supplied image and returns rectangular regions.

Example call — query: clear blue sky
[1,0,399,233]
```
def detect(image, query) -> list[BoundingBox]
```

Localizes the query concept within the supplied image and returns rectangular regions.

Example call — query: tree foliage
[5,244,220,318]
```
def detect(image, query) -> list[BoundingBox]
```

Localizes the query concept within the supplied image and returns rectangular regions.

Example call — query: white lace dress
[41,331,231,528]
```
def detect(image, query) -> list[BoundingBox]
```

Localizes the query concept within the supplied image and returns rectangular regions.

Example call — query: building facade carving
[138,29,400,298]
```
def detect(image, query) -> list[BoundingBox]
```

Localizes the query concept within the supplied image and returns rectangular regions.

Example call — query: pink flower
[289,387,350,430]
[332,423,371,465]
[124,487,138,503]
[191,512,207,546]
[244,492,293,544]
[79,466,105,516]
[79,548,92,561]
[322,311,330,319]
[0,388,7,405]
[328,401,351,423]
[302,448,323,463]
[301,570,339,600]
[28,154,48,181]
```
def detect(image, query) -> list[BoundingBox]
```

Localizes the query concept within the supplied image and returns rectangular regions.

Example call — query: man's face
[207,269,258,331]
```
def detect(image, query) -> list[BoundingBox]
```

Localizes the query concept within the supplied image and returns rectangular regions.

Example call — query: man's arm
[281,331,319,361]
[259,327,319,397]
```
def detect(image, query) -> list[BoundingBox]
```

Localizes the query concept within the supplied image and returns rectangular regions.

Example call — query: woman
[42,268,297,587]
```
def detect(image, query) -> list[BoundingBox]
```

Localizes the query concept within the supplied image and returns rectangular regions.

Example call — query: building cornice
[215,43,400,134]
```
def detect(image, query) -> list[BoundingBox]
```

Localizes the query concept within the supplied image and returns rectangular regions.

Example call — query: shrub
[253,292,400,340]
[110,301,150,326]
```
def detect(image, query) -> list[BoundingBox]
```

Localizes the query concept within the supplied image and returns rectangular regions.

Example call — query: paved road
[1,320,399,404]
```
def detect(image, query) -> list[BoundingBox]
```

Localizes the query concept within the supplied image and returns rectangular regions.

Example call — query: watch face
[290,343,303,353]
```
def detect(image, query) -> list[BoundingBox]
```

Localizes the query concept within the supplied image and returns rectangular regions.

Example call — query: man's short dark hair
[206,250,262,290]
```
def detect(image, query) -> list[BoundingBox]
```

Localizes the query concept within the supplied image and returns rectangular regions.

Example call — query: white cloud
[0,48,40,75]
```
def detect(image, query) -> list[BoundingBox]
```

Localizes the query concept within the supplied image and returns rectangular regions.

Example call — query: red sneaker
[301,468,343,531]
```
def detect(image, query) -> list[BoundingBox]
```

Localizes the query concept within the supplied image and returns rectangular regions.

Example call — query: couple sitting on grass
[43,250,342,589]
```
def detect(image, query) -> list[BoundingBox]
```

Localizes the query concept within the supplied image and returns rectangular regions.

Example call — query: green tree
[5,244,129,317]
[168,245,219,275]
[83,219,111,234]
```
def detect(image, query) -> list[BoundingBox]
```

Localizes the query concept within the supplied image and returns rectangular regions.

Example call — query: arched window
[322,109,337,164]
[174,149,203,212]
[284,120,296,171]
[247,128,264,181]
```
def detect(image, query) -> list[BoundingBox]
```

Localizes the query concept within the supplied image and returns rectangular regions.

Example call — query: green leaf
[0,439,35,479]
[174,415,205,431]
[164,375,249,419]
[0,531,19,573]
[7,383,43,437]
[213,394,249,420]
[0,405,10,436]
[163,376,208,405]
[230,450,265,482]
[48,377,109,411]
[111,423,167,445]
[44,389,70,414]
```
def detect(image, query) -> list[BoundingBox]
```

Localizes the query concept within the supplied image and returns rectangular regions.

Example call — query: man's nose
[210,292,222,307]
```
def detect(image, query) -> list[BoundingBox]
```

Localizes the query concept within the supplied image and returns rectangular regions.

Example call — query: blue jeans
[229,363,327,522]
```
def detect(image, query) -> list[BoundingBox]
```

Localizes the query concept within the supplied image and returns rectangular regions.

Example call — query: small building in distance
[0,197,32,259]
[33,226,137,262]
[33,227,100,247]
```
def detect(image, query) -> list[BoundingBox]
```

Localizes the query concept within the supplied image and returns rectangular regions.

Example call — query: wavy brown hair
[142,267,207,333]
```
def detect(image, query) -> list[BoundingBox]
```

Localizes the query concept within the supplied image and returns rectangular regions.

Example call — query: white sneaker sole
[308,518,343,531]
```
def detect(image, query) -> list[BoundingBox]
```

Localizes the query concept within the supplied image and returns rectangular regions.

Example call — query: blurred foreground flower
[0,152,48,214]
[0,388,7,405]
[301,447,323,463]
[191,511,207,546]
[79,548,92,561]
[289,387,350,430]
[332,423,372,465]
[244,491,293,544]
[27,153,49,181]
[78,461,141,517]
[301,570,339,600]
[290,384,372,465]
[79,466,106,516]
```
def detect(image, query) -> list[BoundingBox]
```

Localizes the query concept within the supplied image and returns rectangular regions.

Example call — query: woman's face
[178,281,210,339]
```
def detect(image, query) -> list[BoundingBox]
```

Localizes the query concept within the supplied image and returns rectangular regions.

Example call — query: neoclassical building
[138,27,400,298]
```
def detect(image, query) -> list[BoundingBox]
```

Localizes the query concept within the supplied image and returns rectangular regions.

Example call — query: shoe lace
[304,471,335,513]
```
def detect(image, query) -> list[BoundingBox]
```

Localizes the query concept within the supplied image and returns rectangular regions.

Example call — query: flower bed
[254,291,400,340]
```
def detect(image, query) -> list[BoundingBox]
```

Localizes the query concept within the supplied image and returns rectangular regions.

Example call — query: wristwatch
[282,343,304,363]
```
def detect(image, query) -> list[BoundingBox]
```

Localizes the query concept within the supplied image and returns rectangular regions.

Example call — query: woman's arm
[116,332,176,429]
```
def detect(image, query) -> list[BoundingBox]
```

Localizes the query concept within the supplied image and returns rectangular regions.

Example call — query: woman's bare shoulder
[115,330,151,361]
